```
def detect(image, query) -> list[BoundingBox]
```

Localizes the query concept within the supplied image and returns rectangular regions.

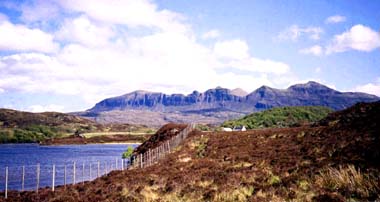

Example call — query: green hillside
[222,106,333,129]
[0,108,96,143]
[0,108,150,143]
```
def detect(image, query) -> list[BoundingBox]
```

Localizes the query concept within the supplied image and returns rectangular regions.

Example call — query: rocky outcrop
[81,81,379,125]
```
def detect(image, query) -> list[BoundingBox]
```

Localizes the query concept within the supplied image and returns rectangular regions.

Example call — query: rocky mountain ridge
[78,81,379,125]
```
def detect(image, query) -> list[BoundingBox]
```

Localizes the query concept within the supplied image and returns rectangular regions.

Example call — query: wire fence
[1,123,195,199]
[0,158,131,197]
[130,123,195,169]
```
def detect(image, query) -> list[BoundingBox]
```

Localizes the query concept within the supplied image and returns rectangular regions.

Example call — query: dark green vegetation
[0,108,94,143]
[122,146,134,159]
[0,125,62,143]
[222,106,333,129]
[0,108,150,143]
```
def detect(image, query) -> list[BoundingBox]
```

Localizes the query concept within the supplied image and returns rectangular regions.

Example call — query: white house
[222,127,232,132]
[233,126,246,131]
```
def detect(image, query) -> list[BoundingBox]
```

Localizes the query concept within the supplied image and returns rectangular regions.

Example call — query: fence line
[1,123,196,199]
[1,157,131,199]
[129,123,195,169]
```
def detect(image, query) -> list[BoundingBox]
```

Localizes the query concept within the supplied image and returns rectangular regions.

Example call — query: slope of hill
[222,106,333,129]
[4,101,379,202]
[0,108,95,143]
[78,81,379,125]
[0,109,150,143]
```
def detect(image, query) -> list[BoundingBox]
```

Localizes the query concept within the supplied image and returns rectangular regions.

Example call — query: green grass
[83,131,154,138]
[0,125,67,143]
[222,106,332,129]
[315,165,380,199]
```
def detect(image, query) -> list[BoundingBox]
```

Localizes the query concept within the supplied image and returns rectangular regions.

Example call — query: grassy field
[222,106,333,129]
[83,130,156,138]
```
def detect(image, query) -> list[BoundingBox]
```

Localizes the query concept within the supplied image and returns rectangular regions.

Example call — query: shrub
[268,175,281,186]
[122,146,134,159]
[221,106,332,129]
[195,136,208,158]
[315,165,380,199]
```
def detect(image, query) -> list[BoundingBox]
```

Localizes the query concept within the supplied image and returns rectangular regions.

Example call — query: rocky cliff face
[90,87,249,113]
[81,81,379,125]
[245,81,378,110]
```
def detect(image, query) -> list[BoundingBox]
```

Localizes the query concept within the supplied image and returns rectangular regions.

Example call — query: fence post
[103,162,105,175]
[73,162,76,184]
[89,163,92,180]
[22,165,25,192]
[155,147,158,162]
[148,149,151,166]
[52,164,55,191]
[97,161,100,178]
[143,152,146,168]
[36,163,40,193]
[104,161,107,175]
[160,145,163,158]
[158,146,161,159]
[116,158,118,170]
[5,166,8,199]
[82,162,85,184]
[64,164,67,188]
[140,154,143,168]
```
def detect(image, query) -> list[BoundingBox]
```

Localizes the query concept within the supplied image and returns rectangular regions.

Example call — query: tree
[122,146,134,159]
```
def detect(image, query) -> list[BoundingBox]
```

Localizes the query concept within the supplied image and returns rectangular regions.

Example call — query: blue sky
[0,0,379,112]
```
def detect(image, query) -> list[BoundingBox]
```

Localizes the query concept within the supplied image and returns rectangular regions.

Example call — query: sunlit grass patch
[214,186,254,202]
[315,165,380,199]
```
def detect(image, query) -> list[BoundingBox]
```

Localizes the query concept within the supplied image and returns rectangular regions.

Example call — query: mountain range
[76,81,379,126]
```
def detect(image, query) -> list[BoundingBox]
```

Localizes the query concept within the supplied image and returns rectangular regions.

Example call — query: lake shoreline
[40,134,151,145]
[0,143,137,192]
[40,142,142,146]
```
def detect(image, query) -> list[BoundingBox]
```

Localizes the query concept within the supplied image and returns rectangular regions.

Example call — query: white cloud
[202,29,220,39]
[0,0,294,109]
[213,39,290,74]
[299,45,323,56]
[277,25,323,41]
[213,39,249,60]
[55,0,188,33]
[56,15,115,47]
[28,104,65,112]
[0,20,58,53]
[225,57,290,75]
[326,24,380,54]
[354,82,380,96]
[325,15,346,24]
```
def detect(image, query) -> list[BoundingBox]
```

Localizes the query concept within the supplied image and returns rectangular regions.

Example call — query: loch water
[0,143,137,191]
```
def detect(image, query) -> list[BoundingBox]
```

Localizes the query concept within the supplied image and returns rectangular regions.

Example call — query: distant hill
[0,108,93,127]
[77,81,379,126]
[0,109,146,143]
[0,108,93,143]
[221,106,333,129]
